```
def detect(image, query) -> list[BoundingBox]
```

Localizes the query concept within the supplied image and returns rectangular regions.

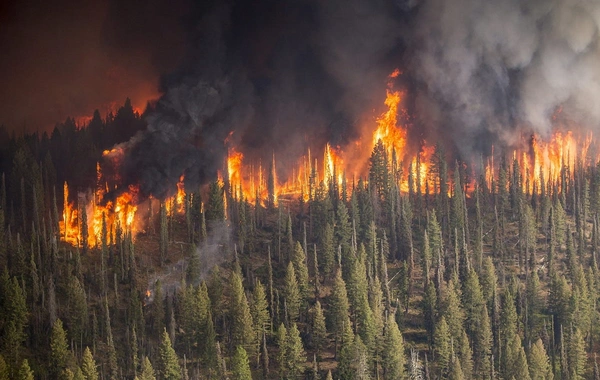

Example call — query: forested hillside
[1,104,599,380]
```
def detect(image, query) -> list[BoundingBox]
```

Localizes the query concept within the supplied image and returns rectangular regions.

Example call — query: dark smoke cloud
[0,0,187,131]
[116,0,404,198]
[110,0,600,198]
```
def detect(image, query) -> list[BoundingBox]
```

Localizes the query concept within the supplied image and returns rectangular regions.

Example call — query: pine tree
[81,347,98,380]
[322,223,335,277]
[529,338,552,380]
[284,262,301,323]
[231,346,252,380]
[160,202,168,264]
[291,241,309,305]
[311,301,327,360]
[448,354,465,380]
[474,305,492,378]
[569,328,587,380]
[207,180,225,222]
[382,314,406,380]
[434,316,451,376]
[50,319,71,378]
[159,329,181,380]
[285,323,306,378]
[16,360,33,380]
[0,355,8,380]
[251,280,270,352]
[137,357,156,380]
[442,279,465,342]
[505,333,531,380]
[230,271,255,353]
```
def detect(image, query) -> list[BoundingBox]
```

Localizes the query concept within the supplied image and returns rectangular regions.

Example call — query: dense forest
[1,99,600,380]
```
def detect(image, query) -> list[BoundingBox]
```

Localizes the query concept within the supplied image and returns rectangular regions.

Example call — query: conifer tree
[159,329,181,380]
[311,301,327,361]
[382,314,406,380]
[230,271,255,354]
[231,346,252,380]
[251,280,269,352]
[16,360,33,380]
[81,347,98,380]
[569,328,587,380]
[448,354,465,380]
[474,305,493,378]
[284,323,306,378]
[284,262,301,323]
[50,319,71,378]
[434,316,451,376]
[442,279,465,342]
[505,334,531,380]
[0,355,8,380]
[529,338,553,380]
[291,241,309,305]
[322,223,335,278]
[137,357,156,380]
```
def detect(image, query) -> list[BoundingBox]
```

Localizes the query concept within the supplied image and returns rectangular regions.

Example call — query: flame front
[60,69,600,248]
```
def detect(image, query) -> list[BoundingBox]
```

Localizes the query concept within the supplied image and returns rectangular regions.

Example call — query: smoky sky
[115,0,600,198]
[0,0,187,131]
[4,0,600,197]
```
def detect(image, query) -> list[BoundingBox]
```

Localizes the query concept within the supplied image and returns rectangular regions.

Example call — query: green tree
[284,262,301,323]
[382,314,406,380]
[207,180,225,222]
[230,272,255,353]
[81,347,98,380]
[529,338,553,380]
[311,301,327,360]
[16,360,33,380]
[251,280,270,351]
[231,346,252,380]
[50,319,71,378]
[505,334,531,380]
[322,223,335,277]
[284,324,306,379]
[137,357,156,380]
[159,329,181,380]
[291,242,310,305]
[569,328,587,380]
[434,316,451,376]
[0,355,9,380]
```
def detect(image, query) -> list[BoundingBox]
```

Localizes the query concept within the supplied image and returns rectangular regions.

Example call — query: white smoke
[409,0,600,153]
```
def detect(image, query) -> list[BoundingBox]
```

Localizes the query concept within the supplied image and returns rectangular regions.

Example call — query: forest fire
[59,70,600,248]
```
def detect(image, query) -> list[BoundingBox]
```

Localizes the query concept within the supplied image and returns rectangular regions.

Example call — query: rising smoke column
[114,0,600,199]
[406,0,600,156]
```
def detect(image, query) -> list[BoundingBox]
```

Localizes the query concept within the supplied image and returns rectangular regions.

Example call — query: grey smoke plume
[408,0,600,156]
[114,0,600,199]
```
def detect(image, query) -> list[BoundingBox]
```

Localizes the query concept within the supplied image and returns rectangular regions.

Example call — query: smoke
[113,0,600,197]
[406,0,600,156]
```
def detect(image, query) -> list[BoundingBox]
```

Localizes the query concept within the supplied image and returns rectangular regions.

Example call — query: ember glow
[59,70,600,247]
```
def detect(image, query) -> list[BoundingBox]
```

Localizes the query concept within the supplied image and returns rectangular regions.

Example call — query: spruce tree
[49,319,71,378]
[529,338,553,380]
[285,324,306,378]
[251,280,269,351]
[291,241,310,305]
[81,347,98,380]
[569,328,587,380]
[322,223,335,278]
[434,316,451,376]
[382,314,406,380]
[159,329,181,380]
[284,262,301,323]
[231,346,252,380]
[137,357,156,380]
[230,271,255,355]
[311,301,327,361]
[16,360,33,380]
